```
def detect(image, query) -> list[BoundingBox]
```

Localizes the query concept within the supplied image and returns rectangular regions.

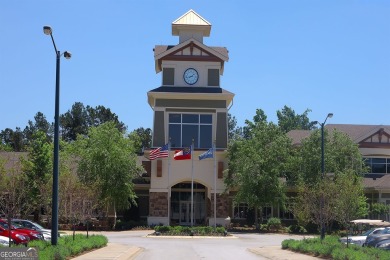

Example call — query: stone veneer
[210,193,230,218]
[149,192,168,217]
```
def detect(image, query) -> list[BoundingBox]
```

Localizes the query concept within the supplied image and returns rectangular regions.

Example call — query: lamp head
[63,51,72,60]
[43,26,52,35]
[327,113,333,119]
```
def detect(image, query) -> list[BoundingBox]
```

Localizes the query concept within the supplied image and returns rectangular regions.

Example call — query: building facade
[289,124,390,220]
[137,10,234,226]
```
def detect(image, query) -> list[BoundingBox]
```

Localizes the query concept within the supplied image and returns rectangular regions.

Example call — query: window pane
[200,125,212,148]
[372,158,386,164]
[169,114,181,123]
[169,124,181,148]
[182,125,198,147]
[183,114,199,123]
[372,164,386,173]
[200,114,212,124]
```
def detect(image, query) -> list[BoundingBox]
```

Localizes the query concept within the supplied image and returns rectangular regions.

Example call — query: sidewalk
[72,243,143,260]
[72,243,320,260]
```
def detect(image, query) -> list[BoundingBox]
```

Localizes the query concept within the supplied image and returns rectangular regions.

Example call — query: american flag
[149,143,169,160]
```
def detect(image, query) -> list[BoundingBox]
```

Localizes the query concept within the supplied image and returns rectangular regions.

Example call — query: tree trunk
[254,208,259,230]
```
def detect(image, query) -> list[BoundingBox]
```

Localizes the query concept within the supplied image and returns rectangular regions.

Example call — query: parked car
[0,235,13,247]
[0,220,44,241]
[0,225,29,245]
[339,227,385,246]
[12,219,53,241]
[364,228,390,247]
[375,239,390,250]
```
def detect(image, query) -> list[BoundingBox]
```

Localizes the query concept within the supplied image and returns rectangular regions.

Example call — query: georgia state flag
[174,147,192,160]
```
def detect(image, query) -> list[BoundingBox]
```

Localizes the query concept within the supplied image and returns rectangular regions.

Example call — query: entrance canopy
[351,219,390,226]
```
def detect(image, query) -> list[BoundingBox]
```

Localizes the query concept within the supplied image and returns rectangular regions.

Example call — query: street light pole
[319,112,333,240]
[43,26,71,245]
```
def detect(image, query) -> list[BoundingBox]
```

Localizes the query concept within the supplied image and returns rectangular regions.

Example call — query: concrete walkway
[72,243,320,260]
[72,243,143,260]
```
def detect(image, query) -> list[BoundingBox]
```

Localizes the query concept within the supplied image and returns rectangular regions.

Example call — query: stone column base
[148,216,169,226]
[208,217,231,228]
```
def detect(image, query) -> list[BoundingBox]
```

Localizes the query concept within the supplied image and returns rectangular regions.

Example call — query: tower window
[169,113,212,148]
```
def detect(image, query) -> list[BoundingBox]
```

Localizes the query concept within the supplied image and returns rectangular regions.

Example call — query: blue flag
[199,148,213,160]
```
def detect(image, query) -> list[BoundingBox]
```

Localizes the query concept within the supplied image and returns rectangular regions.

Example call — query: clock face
[183,68,199,85]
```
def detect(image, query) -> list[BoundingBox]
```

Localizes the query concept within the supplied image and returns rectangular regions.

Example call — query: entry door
[179,201,192,225]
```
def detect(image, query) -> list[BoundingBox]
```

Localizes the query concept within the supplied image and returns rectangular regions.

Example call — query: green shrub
[287,224,307,234]
[267,217,282,231]
[257,224,266,231]
[154,225,226,236]
[154,225,171,233]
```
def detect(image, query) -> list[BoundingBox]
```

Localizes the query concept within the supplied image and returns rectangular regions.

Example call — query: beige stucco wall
[149,150,227,197]
[161,60,221,87]
[360,147,390,157]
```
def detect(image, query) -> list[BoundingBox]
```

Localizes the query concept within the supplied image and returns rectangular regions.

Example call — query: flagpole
[213,141,217,230]
[191,140,194,227]
[167,140,171,226]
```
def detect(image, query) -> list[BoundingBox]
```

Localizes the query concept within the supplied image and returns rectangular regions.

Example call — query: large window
[364,158,390,174]
[233,203,248,219]
[169,113,212,148]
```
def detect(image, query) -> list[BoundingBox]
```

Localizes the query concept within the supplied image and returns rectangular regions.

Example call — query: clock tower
[146,10,234,226]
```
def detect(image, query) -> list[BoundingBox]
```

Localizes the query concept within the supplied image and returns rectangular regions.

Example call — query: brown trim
[172,43,217,57]
[218,162,224,179]
[361,129,390,144]
[153,111,165,147]
[359,143,390,148]
[162,55,222,62]
[216,112,228,148]
[157,160,162,177]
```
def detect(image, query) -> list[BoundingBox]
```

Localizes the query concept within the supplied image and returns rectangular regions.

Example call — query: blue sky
[1,1,389,133]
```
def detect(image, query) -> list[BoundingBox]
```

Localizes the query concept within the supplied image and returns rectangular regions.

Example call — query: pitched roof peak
[172,9,211,37]
[172,9,211,26]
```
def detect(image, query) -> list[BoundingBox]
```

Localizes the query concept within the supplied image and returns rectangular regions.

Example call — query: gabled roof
[287,124,390,146]
[154,38,229,73]
[363,174,390,190]
[326,124,390,143]
[153,45,228,60]
[172,9,211,36]
[287,130,312,146]
[154,38,228,61]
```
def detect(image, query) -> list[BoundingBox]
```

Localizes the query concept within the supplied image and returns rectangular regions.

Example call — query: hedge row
[154,225,226,236]
[28,234,108,259]
[282,235,390,259]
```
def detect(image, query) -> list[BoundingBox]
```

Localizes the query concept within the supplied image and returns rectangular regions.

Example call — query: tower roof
[172,9,211,37]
